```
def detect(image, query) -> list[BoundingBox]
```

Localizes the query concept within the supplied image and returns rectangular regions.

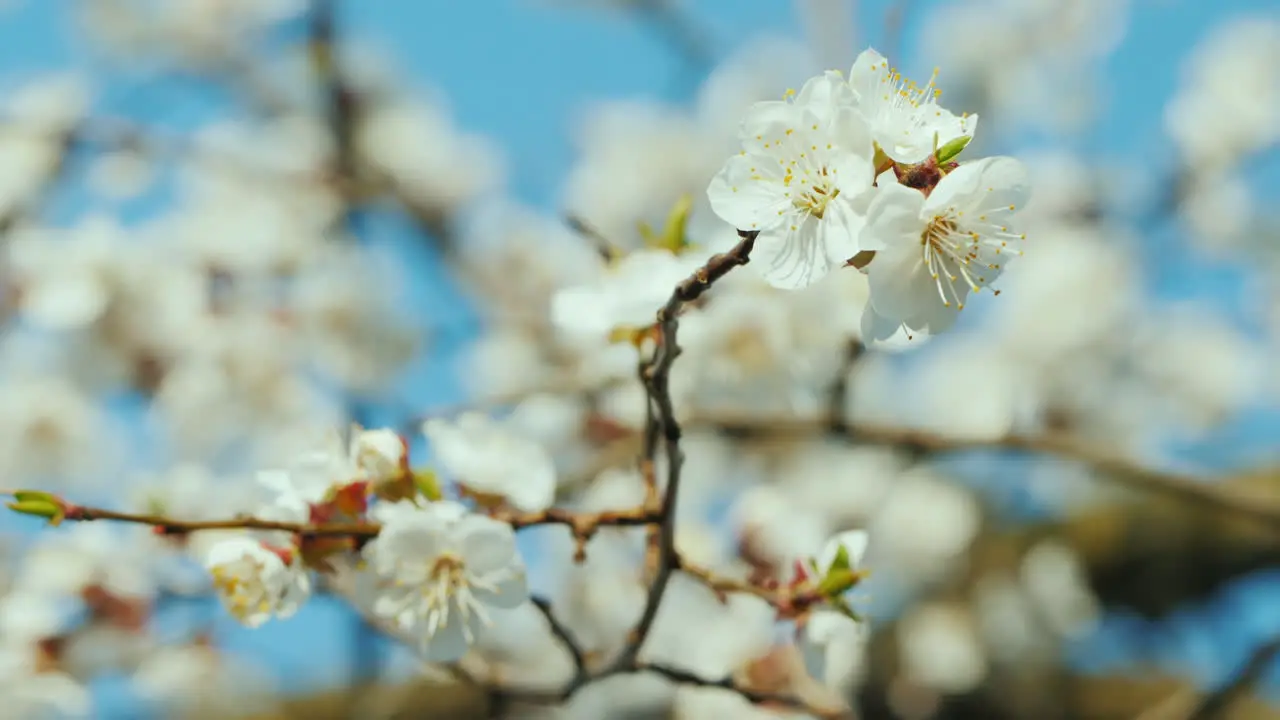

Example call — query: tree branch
[1183,636,1280,720]
[688,412,1280,530]
[609,230,759,669]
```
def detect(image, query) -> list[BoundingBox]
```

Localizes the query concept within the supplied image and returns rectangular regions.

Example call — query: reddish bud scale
[330,481,370,517]
[894,156,943,195]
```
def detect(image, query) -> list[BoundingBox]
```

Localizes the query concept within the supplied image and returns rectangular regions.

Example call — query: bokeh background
[1,0,1279,718]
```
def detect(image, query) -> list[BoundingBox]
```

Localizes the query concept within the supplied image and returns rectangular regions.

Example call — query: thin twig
[609,229,759,670]
[530,596,588,683]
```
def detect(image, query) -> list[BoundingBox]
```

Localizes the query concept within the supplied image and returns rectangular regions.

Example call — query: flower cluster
[707,49,1030,343]
[198,420,545,661]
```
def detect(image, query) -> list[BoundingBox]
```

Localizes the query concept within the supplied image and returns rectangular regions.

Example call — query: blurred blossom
[86,149,155,202]
[0,643,91,718]
[79,0,306,64]
[1180,172,1253,255]
[356,97,506,221]
[0,73,90,218]
[132,643,278,717]
[898,602,987,694]
[9,216,130,332]
[732,484,831,576]
[1019,540,1100,639]
[564,38,818,249]
[973,574,1045,664]
[0,372,111,488]
[922,0,1129,134]
[1165,15,1280,172]
[868,468,981,582]
[455,200,603,322]
[1130,305,1262,433]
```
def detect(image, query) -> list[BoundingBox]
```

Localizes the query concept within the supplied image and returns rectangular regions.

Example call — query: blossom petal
[707,153,791,232]
[862,182,925,251]
[795,71,857,124]
[817,529,869,572]
[276,571,312,620]
[752,214,837,290]
[865,238,934,321]
[846,48,889,103]
[859,304,930,350]
[457,515,521,577]
[418,604,477,663]
[818,194,866,265]
[204,537,263,568]
[926,156,1030,218]
[830,106,875,161]
[739,100,801,148]
[475,567,529,610]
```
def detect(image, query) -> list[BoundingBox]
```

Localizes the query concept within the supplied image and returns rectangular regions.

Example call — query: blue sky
[2,0,1280,715]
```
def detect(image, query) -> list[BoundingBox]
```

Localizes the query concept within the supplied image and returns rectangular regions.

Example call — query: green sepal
[935,134,972,164]
[413,468,443,502]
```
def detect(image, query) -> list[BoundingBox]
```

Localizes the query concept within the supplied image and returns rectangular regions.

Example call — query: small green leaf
[413,469,443,502]
[816,567,861,597]
[658,193,694,252]
[638,195,696,253]
[828,543,852,574]
[7,498,64,526]
[935,135,972,164]
[13,490,60,504]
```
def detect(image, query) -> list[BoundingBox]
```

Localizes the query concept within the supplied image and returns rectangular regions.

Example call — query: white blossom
[798,609,867,691]
[363,501,529,661]
[0,73,90,218]
[0,644,91,719]
[1165,15,1280,171]
[205,537,311,628]
[846,48,977,164]
[551,248,700,341]
[860,156,1030,340]
[132,643,277,717]
[707,72,876,289]
[350,427,407,484]
[256,431,356,522]
[356,98,505,216]
[898,603,987,693]
[8,217,130,331]
[424,413,557,512]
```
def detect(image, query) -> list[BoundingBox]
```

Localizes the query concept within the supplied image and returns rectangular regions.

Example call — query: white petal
[829,106,875,162]
[276,570,312,619]
[418,605,477,662]
[204,537,265,569]
[475,567,529,610]
[795,70,857,124]
[846,48,889,102]
[817,529,869,572]
[457,515,520,577]
[739,100,802,147]
[862,183,925,251]
[865,240,934,322]
[707,153,791,232]
[22,272,110,330]
[926,156,1030,217]
[751,214,837,290]
[817,195,865,266]
[858,305,930,350]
